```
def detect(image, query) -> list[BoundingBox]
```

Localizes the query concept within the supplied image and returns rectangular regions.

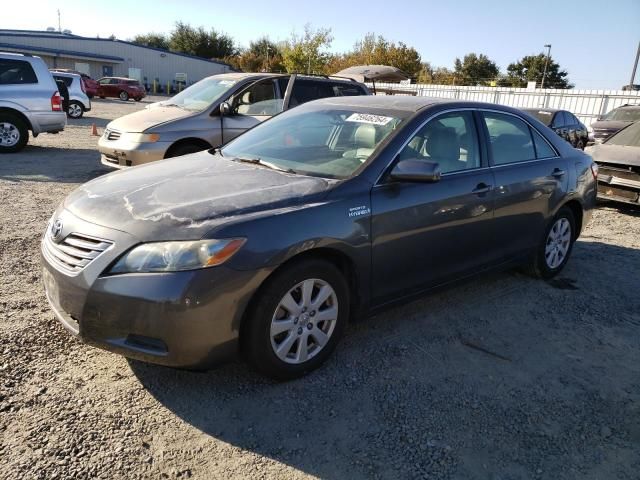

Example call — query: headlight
[109,238,246,273]
[122,132,160,143]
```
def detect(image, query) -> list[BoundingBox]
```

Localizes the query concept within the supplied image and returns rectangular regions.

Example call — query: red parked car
[50,69,99,98]
[97,77,146,101]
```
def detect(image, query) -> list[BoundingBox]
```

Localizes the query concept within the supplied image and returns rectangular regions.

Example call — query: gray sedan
[41,96,597,379]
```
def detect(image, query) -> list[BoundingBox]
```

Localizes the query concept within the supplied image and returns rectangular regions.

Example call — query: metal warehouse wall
[0,32,231,86]
[374,82,640,127]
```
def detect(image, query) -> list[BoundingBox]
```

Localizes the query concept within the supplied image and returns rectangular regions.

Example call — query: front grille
[104,129,121,141]
[43,232,113,275]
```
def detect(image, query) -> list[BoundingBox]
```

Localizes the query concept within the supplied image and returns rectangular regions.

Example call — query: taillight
[51,92,62,111]
[590,162,599,180]
[80,78,87,93]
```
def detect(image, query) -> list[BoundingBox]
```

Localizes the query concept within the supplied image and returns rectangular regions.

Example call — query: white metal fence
[372,83,640,127]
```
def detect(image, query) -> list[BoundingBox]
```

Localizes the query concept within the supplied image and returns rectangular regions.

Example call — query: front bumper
[41,209,267,368]
[98,135,171,168]
[597,166,640,204]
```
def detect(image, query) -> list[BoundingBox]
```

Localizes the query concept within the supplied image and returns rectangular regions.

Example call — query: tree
[281,24,333,74]
[453,53,500,86]
[169,21,238,60]
[131,33,169,50]
[505,54,573,89]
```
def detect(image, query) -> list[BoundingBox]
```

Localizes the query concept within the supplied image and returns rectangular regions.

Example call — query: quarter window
[0,59,37,85]
[398,111,480,174]
[483,112,536,165]
[531,129,557,158]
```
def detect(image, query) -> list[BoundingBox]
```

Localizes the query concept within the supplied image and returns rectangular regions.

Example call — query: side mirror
[390,158,441,183]
[219,101,231,116]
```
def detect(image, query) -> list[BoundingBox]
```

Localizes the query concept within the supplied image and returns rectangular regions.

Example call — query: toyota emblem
[51,219,63,241]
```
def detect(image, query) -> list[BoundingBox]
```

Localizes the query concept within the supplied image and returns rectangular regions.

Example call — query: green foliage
[281,24,333,74]
[328,33,422,78]
[131,33,170,50]
[453,53,500,86]
[505,54,573,89]
[169,21,238,60]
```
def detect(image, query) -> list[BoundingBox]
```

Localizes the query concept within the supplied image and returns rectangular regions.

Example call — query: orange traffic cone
[91,123,98,136]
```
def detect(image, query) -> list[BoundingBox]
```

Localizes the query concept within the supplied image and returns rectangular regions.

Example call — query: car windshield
[221,108,404,179]
[526,110,553,125]
[602,108,640,122]
[167,77,238,112]
[606,121,640,147]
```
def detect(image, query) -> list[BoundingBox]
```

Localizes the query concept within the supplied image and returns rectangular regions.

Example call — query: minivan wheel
[0,114,28,153]
[526,206,576,279]
[119,91,129,101]
[165,143,208,158]
[244,259,349,380]
[67,101,84,119]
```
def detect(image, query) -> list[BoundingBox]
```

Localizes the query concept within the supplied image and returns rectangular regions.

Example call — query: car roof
[617,104,640,109]
[101,76,138,81]
[522,108,562,113]
[308,95,458,112]
[204,72,364,85]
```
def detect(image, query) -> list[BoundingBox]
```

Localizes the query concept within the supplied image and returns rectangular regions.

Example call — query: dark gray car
[589,104,640,144]
[41,96,597,379]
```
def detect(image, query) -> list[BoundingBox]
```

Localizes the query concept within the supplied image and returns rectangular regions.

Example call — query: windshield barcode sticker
[346,113,393,125]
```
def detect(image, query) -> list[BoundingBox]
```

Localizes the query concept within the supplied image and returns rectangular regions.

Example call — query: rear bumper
[29,111,66,135]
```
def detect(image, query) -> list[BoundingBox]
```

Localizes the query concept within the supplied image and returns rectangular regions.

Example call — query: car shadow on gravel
[0,147,110,183]
[129,240,640,479]
[597,199,640,217]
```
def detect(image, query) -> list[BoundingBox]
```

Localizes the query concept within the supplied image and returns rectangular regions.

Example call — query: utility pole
[629,40,640,88]
[57,9,61,33]
[541,44,552,89]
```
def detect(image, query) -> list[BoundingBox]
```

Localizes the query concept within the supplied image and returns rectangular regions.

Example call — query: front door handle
[472,183,492,194]
[551,168,566,178]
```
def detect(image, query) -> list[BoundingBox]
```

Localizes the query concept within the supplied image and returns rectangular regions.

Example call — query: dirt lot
[1,98,639,480]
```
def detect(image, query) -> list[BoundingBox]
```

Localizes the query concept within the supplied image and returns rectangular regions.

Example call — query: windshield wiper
[232,156,296,174]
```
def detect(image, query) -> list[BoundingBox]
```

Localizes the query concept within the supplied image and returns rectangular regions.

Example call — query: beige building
[0,29,233,90]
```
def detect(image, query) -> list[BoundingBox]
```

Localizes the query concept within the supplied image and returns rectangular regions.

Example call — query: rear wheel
[0,113,28,153]
[67,101,84,119]
[526,206,576,279]
[119,91,129,101]
[575,139,585,150]
[243,259,349,380]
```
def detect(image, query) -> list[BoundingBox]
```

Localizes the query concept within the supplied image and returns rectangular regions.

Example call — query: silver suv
[51,71,91,119]
[99,73,369,168]
[0,52,66,153]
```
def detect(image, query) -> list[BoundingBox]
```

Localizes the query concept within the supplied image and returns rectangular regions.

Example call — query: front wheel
[526,206,576,279]
[67,101,84,119]
[243,259,349,380]
[119,91,129,101]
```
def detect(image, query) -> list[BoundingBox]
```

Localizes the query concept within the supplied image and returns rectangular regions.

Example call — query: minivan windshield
[166,77,238,112]
[221,107,404,179]
[602,108,640,122]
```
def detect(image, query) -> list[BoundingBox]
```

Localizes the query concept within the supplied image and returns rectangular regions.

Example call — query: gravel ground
[1,98,639,479]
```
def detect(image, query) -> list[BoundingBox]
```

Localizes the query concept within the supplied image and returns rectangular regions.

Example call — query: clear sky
[6,0,640,89]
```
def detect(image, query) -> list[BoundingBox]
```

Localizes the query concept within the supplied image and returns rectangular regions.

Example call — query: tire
[243,259,349,380]
[99,96,105,99]
[575,139,585,150]
[526,206,576,279]
[0,113,29,153]
[67,101,84,119]
[119,91,129,101]
[165,143,208,158]
[134,98,142,102]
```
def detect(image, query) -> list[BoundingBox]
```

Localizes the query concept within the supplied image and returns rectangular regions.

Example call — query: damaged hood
[587,144,640,168]
[106,106,195,133]
[64,152,335,241]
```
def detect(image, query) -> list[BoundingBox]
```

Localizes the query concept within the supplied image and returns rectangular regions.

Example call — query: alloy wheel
[68,103,82,118]
[0,122,20,147]
[270,278,338,364]
[545,217,571,269]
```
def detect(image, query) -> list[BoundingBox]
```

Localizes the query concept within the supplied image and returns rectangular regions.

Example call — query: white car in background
[51,71,92,119]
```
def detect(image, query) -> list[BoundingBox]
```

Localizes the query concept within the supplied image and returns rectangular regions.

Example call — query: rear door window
[551,112,564,128]
[332,83,366,96]
[482,112,536,165]
[0,59,37,85]
[54,76,73,87]
[289,80,335,107]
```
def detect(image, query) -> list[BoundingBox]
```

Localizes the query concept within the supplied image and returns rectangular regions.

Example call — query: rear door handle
[472,183,492,194]
[551,168,566,178]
